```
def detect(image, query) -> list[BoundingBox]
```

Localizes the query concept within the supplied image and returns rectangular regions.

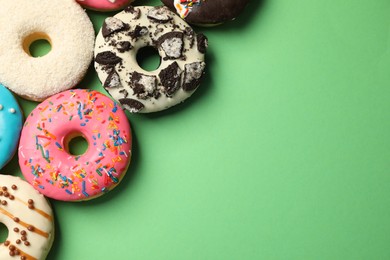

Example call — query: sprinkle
[55,142,63,150]
[82,181,89,197]
[77,102,83,120]
[56,94,64,100]
[37,135,51,140]
[38,143,50,163]
[104,168,119,183]
[96,169,103,177]
[175,0,201,18]
[95,156,105,164]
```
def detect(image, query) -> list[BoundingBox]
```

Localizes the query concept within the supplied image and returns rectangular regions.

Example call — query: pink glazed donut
[18,89,132,202]
[76,0,134,11]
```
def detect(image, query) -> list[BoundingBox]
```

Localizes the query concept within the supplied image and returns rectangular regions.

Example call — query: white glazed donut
[94,6,208,113]
[0,0,95,101]
[0,175,54,260]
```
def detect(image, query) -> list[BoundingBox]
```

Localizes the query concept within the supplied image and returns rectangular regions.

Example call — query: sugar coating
[0,0,95,101]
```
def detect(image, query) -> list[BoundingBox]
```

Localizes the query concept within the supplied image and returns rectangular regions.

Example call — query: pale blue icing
[0,84,23,169]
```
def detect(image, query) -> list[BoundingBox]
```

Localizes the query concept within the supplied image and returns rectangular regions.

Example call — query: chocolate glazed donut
[161,0,250,25]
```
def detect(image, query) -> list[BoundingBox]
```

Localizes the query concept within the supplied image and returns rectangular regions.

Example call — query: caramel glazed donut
[0,175,54,260]
[94,6,208,113]
[161,0,250,26]
[0,0,94,101]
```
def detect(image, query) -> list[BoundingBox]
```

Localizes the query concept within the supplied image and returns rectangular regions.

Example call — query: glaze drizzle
[0,175,54,260]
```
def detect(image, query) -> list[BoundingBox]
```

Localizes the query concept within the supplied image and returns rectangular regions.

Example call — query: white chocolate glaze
[0,175,54,260]
[94,6,208,113]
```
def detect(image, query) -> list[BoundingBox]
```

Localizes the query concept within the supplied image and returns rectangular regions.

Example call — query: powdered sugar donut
[0,174,54,260]
[94,6,208,113]
[19,89,132,201]
[0,0,95,101]
[77,0,134,11]
[161,0,250,26]
[0,84,23,170]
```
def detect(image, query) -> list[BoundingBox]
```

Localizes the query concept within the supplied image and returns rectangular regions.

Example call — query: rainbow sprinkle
[21,90,131,200]
[174,0,202,18]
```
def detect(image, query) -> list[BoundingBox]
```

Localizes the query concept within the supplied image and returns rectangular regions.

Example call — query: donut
[0,84,23,170]
[76,0,134,11]
[0,0,95,101]
[161,0,250,25]
[94,6,208,113]
[0,174,54,260]
[18,89,132,201]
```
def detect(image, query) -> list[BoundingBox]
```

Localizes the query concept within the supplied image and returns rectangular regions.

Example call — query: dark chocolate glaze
[161,0,250,25]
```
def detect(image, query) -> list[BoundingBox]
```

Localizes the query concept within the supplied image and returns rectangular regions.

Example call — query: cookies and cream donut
[0,0,95,101]
[0,85,23,170]
[18,89,132,201]
[0,174,54,260]
[161,0,250,25]
[94,6,208,113]
[76,0,134,12]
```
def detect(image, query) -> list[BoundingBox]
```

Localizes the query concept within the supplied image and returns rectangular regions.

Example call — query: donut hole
[65,134,89,156]
[22,32,52,58]
[0,223,8,243]
[136,46,161,72]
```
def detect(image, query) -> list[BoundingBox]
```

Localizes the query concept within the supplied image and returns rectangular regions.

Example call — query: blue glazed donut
[0,84,23,169]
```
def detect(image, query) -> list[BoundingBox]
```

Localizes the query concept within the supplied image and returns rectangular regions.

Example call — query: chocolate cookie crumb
[124,5,141,19]
[117,41,132,53]
[147,6,173,23]
[104,69,122,89]
[130,26,149,39]
[102,17,129,38]
[130,72,157,99]
[119,89,129,98]
[119,98,145,113]
[183,62,206,91]
[159,62,182,97]
[95,51,122,65]
[197,33,208,54]
[158,32,184,59]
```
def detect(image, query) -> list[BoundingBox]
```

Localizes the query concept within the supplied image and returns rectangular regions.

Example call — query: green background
[3,0,390,259]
